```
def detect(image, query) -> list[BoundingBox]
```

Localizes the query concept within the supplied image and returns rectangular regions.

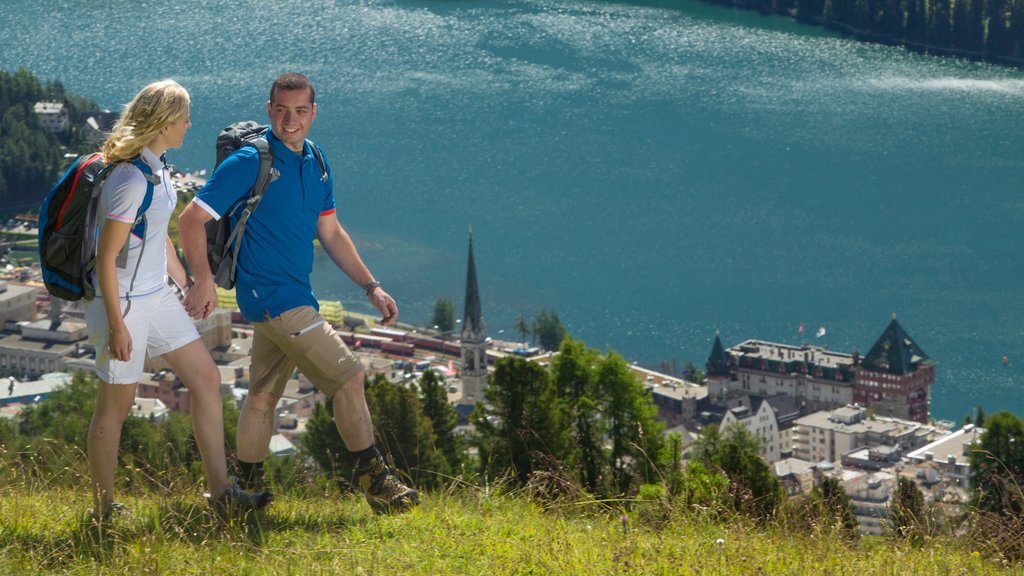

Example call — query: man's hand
[183,276,218,320]
[369,287,399,326]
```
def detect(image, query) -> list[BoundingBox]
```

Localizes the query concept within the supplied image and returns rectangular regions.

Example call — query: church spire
[463,225,484,334]
[460,226,488,404]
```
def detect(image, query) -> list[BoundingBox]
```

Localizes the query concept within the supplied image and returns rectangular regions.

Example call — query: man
[178,73,418,514]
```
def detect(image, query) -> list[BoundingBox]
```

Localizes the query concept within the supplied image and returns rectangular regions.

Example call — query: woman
[85,80,270,520]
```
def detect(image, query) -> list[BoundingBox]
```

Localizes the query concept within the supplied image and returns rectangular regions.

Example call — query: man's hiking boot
[207,479,273,516]
[358,456,419,515]
[90,501,128,523]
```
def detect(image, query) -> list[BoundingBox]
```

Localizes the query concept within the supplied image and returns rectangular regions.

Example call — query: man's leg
[236,325,294,489]
[331,370,374,451]
[330,371,418,514]
[237,390,282,463]
[265,307,418,514]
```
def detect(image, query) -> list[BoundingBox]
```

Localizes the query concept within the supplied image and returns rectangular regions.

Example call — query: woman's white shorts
[86,283,200,384]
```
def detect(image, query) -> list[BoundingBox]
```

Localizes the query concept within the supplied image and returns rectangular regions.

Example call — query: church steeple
[460,226,488,404]
[463,226,484,335]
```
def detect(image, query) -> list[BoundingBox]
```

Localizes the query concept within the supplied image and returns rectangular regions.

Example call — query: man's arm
[316,214,398,326]
[178,201,217,319]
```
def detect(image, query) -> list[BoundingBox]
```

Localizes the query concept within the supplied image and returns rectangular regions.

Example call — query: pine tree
[533,309,568,352]
[418,369,463,476]
[470,356,570,485]
[969,411,1024,514]
[597,350,665,495]
[815,475,860,538]
[889,475,927,544]
[551,338,606,494]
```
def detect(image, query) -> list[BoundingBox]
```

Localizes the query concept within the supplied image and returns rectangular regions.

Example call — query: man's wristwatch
[364,280,382,296]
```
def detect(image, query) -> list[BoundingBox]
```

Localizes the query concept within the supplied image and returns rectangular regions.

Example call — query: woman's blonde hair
[102,79,189,163]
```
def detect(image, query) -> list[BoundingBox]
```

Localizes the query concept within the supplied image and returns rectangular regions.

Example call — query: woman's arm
[165,236,189,293]
[96,220,134,361]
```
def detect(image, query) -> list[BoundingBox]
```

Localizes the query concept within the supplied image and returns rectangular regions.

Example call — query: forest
[0,68,97,208]
[689,0,1024,64]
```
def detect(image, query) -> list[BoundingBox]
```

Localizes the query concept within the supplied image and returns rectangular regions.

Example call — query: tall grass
[0,458,1018,575]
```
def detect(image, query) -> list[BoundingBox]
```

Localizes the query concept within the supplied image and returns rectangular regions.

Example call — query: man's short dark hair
[270,73,315,105]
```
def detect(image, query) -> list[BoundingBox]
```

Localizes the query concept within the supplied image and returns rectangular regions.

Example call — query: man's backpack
[205,120,327,290]
[38,153,157,301]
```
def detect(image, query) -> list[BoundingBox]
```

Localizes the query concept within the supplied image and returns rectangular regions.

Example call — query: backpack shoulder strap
[126,156,157,236]
[306,139,328,183]
[247,136,276,204]
[115,156,158,281]
[219,137,277,287]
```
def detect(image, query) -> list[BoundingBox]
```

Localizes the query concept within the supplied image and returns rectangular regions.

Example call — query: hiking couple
[85,74,418,520]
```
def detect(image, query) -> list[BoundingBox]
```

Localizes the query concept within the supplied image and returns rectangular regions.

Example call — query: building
[905,424,984,489]
[720,397,783,463]
[0,315,91,379]
[130,397,169,422]
[774,457,816,496]
[0,372,71,410]
[853,319,935,423]
[844,471,898,536]
[0,282,38,327]
[792,404,945,464]
[706,318,935,424]
[459,227,488,405]
[33,101,69,134]
[650,380,707,427]
[80,110,119,142]
[137,370,193,413]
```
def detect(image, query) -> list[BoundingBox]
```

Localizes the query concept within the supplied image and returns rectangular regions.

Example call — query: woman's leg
[162,339,230,498]
[87,380,138,514]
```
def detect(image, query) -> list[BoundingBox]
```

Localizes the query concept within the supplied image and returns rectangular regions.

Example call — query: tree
[470,356,570,485]
[418,369,463,476]
[17,371,95,447]
[693,423,782,520]
[969,411,1024,514]
[813,475,860,538]
[0,68,96,203]
[301,375,447,490]
[658,432,686,498]
[366,375,447,489]
[597,350,664,495]
[551,338,605,494]
[431,298,455,334]
[300,401,350,484]
[889,475,926,544]
[515,312,531,345]
[533,309,568,352]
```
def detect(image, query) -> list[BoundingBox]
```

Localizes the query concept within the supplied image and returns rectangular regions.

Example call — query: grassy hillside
[0,481,1014,575]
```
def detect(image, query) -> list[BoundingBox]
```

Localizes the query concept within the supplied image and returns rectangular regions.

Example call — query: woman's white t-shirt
[94,147,177,299]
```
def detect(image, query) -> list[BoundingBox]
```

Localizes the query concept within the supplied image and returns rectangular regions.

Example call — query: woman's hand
[108,324,133,362]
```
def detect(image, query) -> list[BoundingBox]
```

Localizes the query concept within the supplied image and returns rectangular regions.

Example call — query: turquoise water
[4,0,1023,422]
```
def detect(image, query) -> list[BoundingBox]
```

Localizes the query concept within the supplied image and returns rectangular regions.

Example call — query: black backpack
[206,121,326,289]
[39,153,157,301]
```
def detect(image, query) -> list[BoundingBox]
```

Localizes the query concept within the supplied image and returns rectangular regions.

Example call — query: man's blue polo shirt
[193,129,335,322]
